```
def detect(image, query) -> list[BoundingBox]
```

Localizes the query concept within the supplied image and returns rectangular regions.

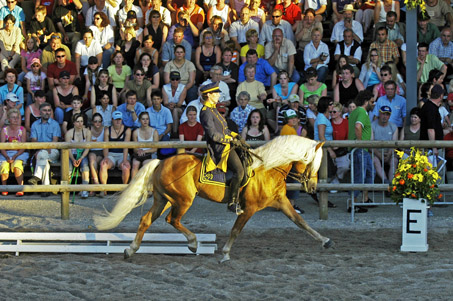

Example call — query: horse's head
[293,141,324,193]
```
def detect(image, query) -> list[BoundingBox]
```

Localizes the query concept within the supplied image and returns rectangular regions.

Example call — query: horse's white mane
[251,136,322,171]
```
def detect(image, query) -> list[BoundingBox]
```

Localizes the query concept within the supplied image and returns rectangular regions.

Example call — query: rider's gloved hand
[231,137,242,147]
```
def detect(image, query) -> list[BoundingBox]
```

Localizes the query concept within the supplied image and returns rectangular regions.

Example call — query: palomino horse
[95,136,333,262]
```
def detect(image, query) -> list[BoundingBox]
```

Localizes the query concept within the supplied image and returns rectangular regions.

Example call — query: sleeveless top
[404,126,420,141]
[109,126,126,153]
[94,84,114,106]
[211,4,229,24]
[146,24,163,51]
[274,82,297,100]
[4,126,25,143]
[29,105,40,126]
[199,46,217,71]
[137,128,155,151]
[91,127,105,151]
[300,82,327,102]
[163,83,186,105]
[378,0,395,23]
[71,129,86,155]
[57,86,75,106]
[339,80,359,106]
[246,132,265,141]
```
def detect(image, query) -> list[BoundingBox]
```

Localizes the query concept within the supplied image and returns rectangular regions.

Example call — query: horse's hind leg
[221,210,254,263]
[280,197,333,249]
[124,193,170,259]
[165,198,198,253]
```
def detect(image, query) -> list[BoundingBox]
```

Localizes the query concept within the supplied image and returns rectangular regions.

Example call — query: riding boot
[228,179,244,215]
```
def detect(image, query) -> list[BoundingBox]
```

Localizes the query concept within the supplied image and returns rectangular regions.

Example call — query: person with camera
[303,28,330,83]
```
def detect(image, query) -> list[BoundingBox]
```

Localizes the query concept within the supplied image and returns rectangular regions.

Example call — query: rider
[199,83,245,215]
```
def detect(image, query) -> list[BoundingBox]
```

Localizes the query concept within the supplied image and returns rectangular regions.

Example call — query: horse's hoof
[323,239,334,249]
[188,245,198,253]
[219,254,230,264]
[124,248,133,259]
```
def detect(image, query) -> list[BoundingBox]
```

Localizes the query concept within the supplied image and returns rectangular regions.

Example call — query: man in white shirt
[331,4,363,44]
[259,9,295,46]
[304,28,329,82]
[334,28,362,76]
[85,0,116,28]
[229,7,259,50]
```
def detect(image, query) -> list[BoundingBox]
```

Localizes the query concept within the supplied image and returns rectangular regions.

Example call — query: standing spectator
[274,0,302,26]
[0,108,28,196]
[265,28,299,83]
[99,111,132,191]
[0,14,22,73]
[54,0,82,54]
[259,9,295,46]
[330,102,350,189]
[334,64,364,107]
[0,0,25,37]
[179,106,204,154]
[89,11,115,68]
[229,7,260,51]
[230,91,255,133]
[303,28,329,83]
[28,102,61,197]
[331,5,364,44]
[400,107,421,141]
[348,90,375,213]
[304,0,327,22]
[370,26,399,64]
[372,80,406,129]
[161,27,192,66]
[429,28,453,78]
[116,90,145,129]
[420,84,445,156]
[417,12,441,45]
[417,42,447,84]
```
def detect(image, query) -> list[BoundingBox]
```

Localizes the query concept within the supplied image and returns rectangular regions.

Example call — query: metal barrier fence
[1,140,453,221]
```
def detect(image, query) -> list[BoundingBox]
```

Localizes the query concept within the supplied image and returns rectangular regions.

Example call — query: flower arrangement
[391,148,441,205]
[404,0,426,13]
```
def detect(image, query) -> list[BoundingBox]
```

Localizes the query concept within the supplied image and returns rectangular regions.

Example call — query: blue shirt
[146,105,173,135]
[372,95,407,127]
[0,84,24,116]
[238,58,275,87]
[117,102,146,128]
[30,118,61,142]
[0,6,25,28]
[161,39,192,62]
[314,113,333,141]
[230,104,256,133]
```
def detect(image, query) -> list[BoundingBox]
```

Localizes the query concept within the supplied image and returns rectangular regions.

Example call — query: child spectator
[62,95,88,135]
[93,91,114,127]
[19,36,42,85]
[24,58,46,106]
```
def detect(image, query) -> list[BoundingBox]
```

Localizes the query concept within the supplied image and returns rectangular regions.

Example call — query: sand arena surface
[0,192,453,300]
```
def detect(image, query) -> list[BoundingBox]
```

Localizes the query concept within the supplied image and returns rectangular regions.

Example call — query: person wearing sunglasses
[122,67,151,106]
[41,34,72,73]
[0,0,26,38]
[259,8,295,46]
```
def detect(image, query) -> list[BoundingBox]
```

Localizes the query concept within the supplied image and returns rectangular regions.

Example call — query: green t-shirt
[348,107,371,141]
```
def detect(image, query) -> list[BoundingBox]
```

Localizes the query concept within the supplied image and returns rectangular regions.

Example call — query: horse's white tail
[94,159,161,230]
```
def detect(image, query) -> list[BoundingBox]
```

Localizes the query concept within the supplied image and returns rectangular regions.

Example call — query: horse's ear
[315,142,325,152]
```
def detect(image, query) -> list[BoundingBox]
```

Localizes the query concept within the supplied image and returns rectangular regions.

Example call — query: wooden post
[61,149,70,220]
[318,148,328,220]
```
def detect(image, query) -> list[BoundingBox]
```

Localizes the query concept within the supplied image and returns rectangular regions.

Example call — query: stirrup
[234,203,244,215]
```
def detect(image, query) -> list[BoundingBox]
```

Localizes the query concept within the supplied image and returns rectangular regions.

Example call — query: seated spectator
[241,108,270,141]
[265,28,299,84]
[99,111,132,191]
[216,47,239,107]
[372,105,398,184]
[135,53,159,91]
[145,0,171,28]
[230,91,255,133]
[372,80,406,131]
[334,64,364,107]
[180,96,203,124]
[19,36,42,86]
[117,0,144,29]
[89,11,115,68]
[135,35,159,68]
[201,65,231,108]
[168,11,198,48]
[163,71,187,136]
[28,102,61,197]
[92,91,114,127]
[386,61,406,96]
[372,64,401,99]
[271,70,299,111]
[46,47,77,91]
[143,10,169,54]
[0,108,28,197]
[277,94,308,135]
[417,42,447,84]
[374,11,404,47]
[303,28,329,83]
[417,12,442,46]
[161,27,192,66]
[0,14,22,72]
[0,0,25,37]
[24,90,52,133]
[299,67,327,105]
[0,69,24,116]
[400,107,421,141]
[1,92,21,123]
[83,56,101,107]
[294,9,323,72]
[332,55,349,90]
[163,45,198,102]
[259,9,295,46]
[424,0,453,30]
[91,69,118,111]
[200,15,230,49]
[195,31,222,84]
[179,105,204,155]
[373,0,400,25]
[24,58,46,107]
[131,111,159,179]
[117,90,145,130]
[122,67,152,105]
[355,0,375,34]
[370,26,399,64]
[41,34,72,73]
[330,102,350,188]
[274,0,302,26]
[229,7,260,51]
[429,28,453,79]
[54,0,82,54]
[239,49,277,88]
[62,95,88,135]
[334,28,362,76]
[53,70,79,125]
[115,27,141,70]
[123,12,144,44]
[85,0,116,29]
[65,113,91,198]
[304,0,327,23]
[240,28,264,64]
[248,0,266,28]
[236,63,267,114]
[176,0,205,32]
[206,0,231,29]
[88,112,105,196]
[146,90,174,156]
[359,48,382,91]
[331,5,364,44]
[224,40,240,65]
[107,51,131,94]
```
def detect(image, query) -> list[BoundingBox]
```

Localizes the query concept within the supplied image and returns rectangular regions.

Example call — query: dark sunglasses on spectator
[56,55,65,58]
[381,73,389,76]
[330,110,338,113]
[170,78,180,81]
[135,73,144,76]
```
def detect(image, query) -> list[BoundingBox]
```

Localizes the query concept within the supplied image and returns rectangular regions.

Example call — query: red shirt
[274,3,302,25]
[179,121,205,154]
[332,118,349,140]
[47,60,78,79]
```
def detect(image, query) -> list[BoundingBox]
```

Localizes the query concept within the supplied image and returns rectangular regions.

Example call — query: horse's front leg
[220,209,254,263]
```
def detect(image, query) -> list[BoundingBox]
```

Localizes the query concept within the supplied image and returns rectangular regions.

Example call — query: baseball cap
[170,71,181,80]
[288,94,300,103]
[284,109,298,119]
[59,70,70,79]
[5,92,19,102]
[379,105,392,114]
[127,10,137,19]
[112,111,123,120]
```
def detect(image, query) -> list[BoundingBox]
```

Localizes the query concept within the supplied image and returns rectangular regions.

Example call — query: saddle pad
[200,155,227,187]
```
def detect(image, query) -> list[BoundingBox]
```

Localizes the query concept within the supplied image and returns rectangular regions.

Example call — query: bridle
[274,163,311,191]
